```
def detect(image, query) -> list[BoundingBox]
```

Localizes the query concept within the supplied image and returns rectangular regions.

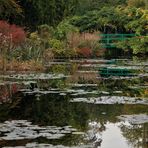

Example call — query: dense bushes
[0,20,26,71]
[0,20,25,48]
[69,5,148,54]
[127,0,147,8]
[0,19,104,71]
[0,0,147,73]
[70,6,147,34]
[0,0,22,21]
[0,0,127,28]
[116,36,148,54]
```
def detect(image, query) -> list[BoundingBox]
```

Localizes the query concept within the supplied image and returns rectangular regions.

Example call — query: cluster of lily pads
[1,112,148,148]
[3,142,93,148]
[0,73,69,81]
[18,85,148,105]
[70,96,148,105]
[117,114,148,124]
[20,87,125,99]
[0,120,82,141]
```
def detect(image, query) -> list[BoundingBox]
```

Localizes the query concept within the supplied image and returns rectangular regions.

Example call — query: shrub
[116,36,148,54]
[76,47,92,57]
[38,24,54,39]
[6,59,44,71]
[127,0,147,8]
[49,39,65,56]
[55,20,79,40]
[50,65,67,74]
[67,32,99,48]
[0,20,26,71]
[0,20,26,48]
[67,32,104,57]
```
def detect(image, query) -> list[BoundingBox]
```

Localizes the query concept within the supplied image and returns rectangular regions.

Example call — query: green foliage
[70,6,147,34]
[115,40,130,52]
[70,11,101,32]
[50,65,67,74]
[49,39,65,56]
[55,20,79,40]
[70,7,126,32]
[124,8,148,35]
[49,38,77,58]
[0,0,127,28]
[64,48,77,58]
[38,25,54,39]
[1,0,147,59]
[127,0,148,8]
[116,36,148,54]
[76,0,126,14]
[15,0,79,28]
[69,5,147,55]
[129,36,148,54]
[0,0,22,20]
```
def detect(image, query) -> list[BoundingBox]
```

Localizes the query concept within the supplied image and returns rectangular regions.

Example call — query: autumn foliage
[0,20,26,48]
[76,47,92,57]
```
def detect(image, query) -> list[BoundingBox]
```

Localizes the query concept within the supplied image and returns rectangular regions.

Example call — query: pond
[0,58,148,148]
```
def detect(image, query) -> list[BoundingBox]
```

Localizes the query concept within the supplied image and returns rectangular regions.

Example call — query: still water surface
[0,58,148,148]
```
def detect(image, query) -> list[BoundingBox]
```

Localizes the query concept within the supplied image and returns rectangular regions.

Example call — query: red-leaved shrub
[0,21,10,35]
[0,20,26,47]
[76,47,92,57]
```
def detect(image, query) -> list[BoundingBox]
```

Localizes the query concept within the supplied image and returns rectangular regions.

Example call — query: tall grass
[67,31,104,58]
[67,31,100,48]
[0,56,44,72]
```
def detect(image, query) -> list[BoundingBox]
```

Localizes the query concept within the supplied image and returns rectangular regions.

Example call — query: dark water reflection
[0,92,148,148]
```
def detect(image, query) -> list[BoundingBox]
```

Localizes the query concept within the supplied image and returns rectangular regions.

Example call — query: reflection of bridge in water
[99,34,137,48]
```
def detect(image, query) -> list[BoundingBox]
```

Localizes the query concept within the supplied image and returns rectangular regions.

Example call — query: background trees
[127,0,148,8]
[0,0,147,59]
[0,0,22,22]
[15,0,79,29]
[0,0,127,29]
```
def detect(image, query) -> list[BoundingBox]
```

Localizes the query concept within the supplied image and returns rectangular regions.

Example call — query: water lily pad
[72,132,85,135]
[70,96,148,105]
[117,114,148,124]
[0,120,78,141]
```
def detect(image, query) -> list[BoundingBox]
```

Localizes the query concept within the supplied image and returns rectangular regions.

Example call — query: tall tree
[0,0,22,21]
[76,0,126,14]
[17,0,79,29]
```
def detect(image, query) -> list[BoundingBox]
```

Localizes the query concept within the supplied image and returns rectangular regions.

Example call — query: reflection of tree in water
[7,92,124,126]
[85,121,105,148]
[1,91,148,147]
[99,77,147,98]
[120,123,148,148]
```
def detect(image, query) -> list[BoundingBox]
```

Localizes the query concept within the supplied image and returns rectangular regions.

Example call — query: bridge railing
[98,34,137,48]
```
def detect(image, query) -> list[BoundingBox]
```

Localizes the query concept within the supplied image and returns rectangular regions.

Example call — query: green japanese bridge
[99,34,136,48]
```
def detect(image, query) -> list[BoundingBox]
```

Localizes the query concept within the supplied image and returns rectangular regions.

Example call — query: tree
[76,0,126,14]
[17,0,79,29]
[0,0,22,21]
[127,0,148,8]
